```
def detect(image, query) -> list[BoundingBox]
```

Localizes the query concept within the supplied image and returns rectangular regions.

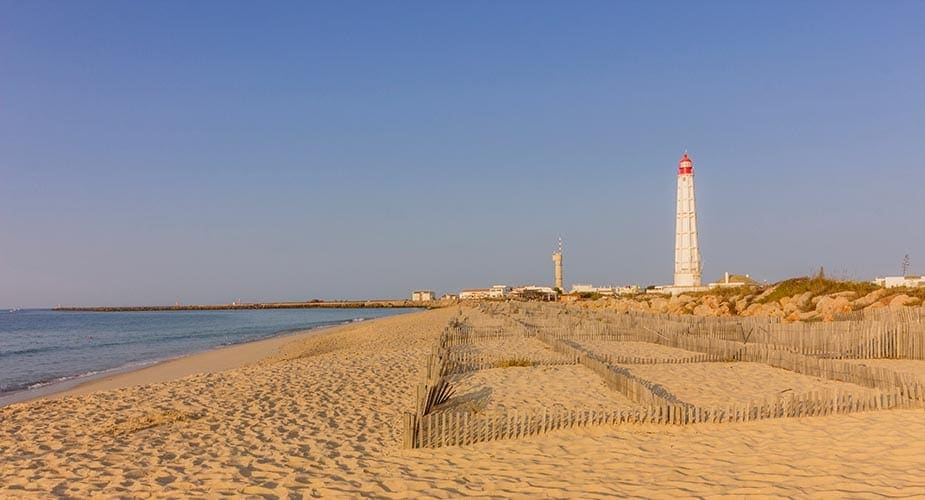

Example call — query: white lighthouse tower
[673,152,702,287]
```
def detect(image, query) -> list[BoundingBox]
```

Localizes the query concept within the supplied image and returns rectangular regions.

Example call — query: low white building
[709,272,758,289]
[411,290,436,302]
[459,288,491,300]
[615,285,641,296]
[510,286,558,301]
[489,285,512,299]
[570,284,616,296]
[872,276,925,288]
[570,283,641,296]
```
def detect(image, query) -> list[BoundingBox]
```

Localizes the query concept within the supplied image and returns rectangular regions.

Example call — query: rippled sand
[453,336,571,364]
[626,361,880,406]
[442,365,638,415]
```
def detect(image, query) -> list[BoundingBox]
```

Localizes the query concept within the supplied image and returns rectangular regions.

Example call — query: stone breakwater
[576,288,923,322]
[55,300,455,312]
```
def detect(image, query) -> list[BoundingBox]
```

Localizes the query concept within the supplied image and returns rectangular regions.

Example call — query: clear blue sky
[2,1,923,307]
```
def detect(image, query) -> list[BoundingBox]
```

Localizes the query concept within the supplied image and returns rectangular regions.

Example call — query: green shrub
[756,277,881,304]
[886,286,925,301]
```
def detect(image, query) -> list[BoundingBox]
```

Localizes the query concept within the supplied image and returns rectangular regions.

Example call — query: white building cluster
[570,284,640,296]
[872,276,925,289]
[459,285,511,300]
[459,284,557,301]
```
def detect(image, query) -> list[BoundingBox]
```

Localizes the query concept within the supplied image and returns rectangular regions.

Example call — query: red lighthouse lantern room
[678,153,693,175]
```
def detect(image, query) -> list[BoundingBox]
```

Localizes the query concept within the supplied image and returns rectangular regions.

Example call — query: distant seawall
[55,300,451,312]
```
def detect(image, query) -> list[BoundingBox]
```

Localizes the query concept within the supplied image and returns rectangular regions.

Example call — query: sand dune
[2,307,925,497]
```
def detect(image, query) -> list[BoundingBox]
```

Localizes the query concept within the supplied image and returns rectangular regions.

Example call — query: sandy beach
[3,306,925,497]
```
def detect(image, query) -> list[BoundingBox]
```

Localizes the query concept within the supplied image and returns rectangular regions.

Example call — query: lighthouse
[673,152,702,287]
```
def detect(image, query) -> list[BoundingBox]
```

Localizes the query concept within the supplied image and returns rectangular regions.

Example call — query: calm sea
[0,308,415,405]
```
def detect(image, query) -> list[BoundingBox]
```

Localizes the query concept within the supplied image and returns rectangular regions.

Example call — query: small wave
[26,370,103,390]
[6,358,163,395]
[0,345,61,358]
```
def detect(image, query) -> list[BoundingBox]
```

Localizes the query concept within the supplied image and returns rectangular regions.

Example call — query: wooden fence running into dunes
[402,305,925,449]
[496,302,925,361]
[506,307,925,398]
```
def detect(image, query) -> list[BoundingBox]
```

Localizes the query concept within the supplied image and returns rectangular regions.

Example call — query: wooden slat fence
[508,306,925,360]
[406,386,915,449]
[403,305,925,449]
[534,331,690,407]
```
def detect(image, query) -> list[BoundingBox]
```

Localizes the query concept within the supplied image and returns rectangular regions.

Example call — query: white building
[872,276,925,288]
[510,286,558,301]
[459,289,491,300]
[570,284,616,296]
[411,290,436,302]
[709,272,758,289]
[615,285,641,296]
[489,285,512,299]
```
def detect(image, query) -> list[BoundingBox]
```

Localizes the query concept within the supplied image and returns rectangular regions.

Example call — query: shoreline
[0,315,388,407]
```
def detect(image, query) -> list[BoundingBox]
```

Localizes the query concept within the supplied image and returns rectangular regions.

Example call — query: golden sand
[443,365,639,415]
[2,307,925,497]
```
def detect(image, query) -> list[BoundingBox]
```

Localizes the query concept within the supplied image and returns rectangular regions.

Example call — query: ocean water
[0,308,415,404]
